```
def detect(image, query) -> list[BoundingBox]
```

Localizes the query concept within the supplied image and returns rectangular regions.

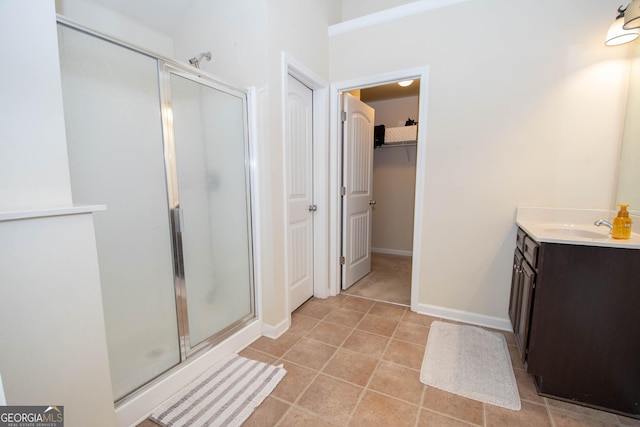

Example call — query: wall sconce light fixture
[606,5,639,46]
[624,0,640,29]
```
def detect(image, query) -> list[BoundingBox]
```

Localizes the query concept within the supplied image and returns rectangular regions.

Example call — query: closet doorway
[340,80,420,307]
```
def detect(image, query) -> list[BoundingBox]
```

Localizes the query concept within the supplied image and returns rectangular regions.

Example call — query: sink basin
[542,227,609,239]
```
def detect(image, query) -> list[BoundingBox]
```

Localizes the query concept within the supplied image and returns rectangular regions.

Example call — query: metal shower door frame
[158,62,256,360]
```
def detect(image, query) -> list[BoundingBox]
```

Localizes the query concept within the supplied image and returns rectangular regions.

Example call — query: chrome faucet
[594,219,613,231]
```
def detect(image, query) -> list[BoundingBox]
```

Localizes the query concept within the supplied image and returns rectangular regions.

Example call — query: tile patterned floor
[138,295,640,427]
[342,253,411,305]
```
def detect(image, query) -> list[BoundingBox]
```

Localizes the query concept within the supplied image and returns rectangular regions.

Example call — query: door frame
[282,53,330,313]
[329,66,430,312]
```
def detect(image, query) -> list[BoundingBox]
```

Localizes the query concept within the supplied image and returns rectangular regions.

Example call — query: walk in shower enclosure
[57,20,255,401]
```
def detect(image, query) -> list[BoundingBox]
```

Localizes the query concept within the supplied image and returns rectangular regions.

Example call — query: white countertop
[516,207,640,249]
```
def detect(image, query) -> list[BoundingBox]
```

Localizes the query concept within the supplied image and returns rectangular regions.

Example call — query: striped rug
[150,354,287,427]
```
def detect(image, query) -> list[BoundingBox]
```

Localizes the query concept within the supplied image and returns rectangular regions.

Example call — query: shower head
[188,52,212,69]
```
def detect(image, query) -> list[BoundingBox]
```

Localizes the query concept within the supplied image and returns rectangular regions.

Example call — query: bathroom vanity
[511,208,640,419]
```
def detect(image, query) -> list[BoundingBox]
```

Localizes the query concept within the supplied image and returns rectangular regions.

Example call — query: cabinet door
[515,261,535,363]
[508,249,524,332]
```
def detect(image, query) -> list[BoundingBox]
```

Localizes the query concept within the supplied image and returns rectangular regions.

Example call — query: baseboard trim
[372,247,413,257]
[414,302,512,331]
[261,316,290,339]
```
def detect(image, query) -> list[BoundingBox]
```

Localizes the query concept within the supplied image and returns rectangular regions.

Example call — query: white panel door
[286,75,314,311]
[342,94,375,289]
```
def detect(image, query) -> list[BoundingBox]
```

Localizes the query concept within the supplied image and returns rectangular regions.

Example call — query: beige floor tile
[306,321,353,347]
[368,301,406,320]
[485,400,551,427]
[508,344,525,370]
[241,396,290,427]
[289,313,321,336]
[322,348,378,387]
[278,406,342,427]
[545,398,621,423]
[422,386,484,426]
[295,300,334,320]
[342,329,390,358]
[513,369,544,404]
[549,408,619,427]
[271,361,317,403]
[248,333,300,358]
[417,409,480,426]
[393,321,429,346]
[342,253,411,306]
[382,339,424,370]
[356,314,398,337]
[312,294,348,306]
[349,390,419,427]
[368,360,424,405]
[297,374,363,425]
[401,310,438,327]
[618,414,640,426]
[283,337,337,370]
[238,347,278,365]
[324,307,365,328]
[135,420,161,427]
[339,296,375,313]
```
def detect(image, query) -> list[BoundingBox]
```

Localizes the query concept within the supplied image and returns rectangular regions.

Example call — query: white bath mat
[150,354,287,427]
[420,321,521,410]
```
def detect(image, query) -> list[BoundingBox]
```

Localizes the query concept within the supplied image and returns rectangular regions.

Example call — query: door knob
[308,205,318,212]
[369,200,376,206]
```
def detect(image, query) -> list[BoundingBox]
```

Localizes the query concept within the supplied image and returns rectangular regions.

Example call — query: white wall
[330,0,631,320]
[55,0,175,58]
[1,1,72,210]
[368,96,419,253]
[341,0,416,21]
[0,1,116,425]
[617,43,640,213]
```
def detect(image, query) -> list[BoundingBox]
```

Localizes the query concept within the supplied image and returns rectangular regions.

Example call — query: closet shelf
[379,141,416,148]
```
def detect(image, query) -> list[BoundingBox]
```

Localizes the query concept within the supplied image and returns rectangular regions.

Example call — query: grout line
[545,398,558,427]
[483,401,487,427]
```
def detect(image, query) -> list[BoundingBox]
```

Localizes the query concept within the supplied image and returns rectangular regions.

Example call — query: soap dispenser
[612,204,633,239]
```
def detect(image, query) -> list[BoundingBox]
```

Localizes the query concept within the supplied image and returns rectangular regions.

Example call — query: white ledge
[329,0,471,37]
[0,204,107,222]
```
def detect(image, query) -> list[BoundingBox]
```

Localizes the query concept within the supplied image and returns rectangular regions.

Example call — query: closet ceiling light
[624,0,640,29]
[606,6,639,46]
[397,80,414,87]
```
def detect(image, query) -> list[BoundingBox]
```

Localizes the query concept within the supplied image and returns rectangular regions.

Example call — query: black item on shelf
[374,124,385,148]
[405,118,416,126]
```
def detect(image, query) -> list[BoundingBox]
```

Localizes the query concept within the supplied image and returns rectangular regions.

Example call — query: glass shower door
[58,25,180,401]
[166,71,254,353]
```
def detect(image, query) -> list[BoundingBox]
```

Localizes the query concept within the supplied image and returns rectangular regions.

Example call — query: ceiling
[360,80,421,102]
[84,1,421,104]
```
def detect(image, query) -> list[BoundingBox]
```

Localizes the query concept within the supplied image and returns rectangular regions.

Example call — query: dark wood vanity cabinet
[510,228,640,419]
[509,229,537,363]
